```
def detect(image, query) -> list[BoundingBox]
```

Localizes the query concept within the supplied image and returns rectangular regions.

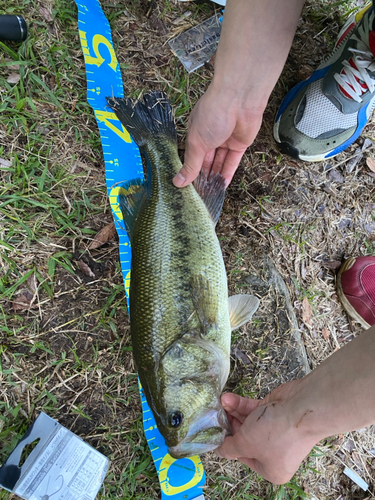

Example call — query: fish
[106,91,259,459]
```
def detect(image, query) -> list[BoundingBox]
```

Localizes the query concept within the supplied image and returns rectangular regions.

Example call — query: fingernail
[221,394,231,409]
[173,172,186,187]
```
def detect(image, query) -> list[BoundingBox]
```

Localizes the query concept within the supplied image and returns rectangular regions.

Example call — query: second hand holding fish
[107,91,259,458]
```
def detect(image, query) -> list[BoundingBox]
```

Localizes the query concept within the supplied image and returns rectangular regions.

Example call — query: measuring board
[74,1,206,499]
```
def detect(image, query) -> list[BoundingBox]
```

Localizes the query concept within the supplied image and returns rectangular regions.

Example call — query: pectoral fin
[228,294,260,331]
[119,178,148,242]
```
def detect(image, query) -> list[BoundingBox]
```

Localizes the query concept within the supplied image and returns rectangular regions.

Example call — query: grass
[1,0,375,499]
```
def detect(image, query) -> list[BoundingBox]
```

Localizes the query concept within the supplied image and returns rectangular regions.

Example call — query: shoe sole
[336,257,371,330]
[273,98,372,162]
[273,119,336,161]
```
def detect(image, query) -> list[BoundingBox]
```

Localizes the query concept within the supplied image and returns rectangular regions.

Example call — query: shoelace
[334,35,375,102]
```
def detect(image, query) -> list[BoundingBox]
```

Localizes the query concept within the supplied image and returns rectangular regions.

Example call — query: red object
[369,30,375,56]
[337,256,375,328]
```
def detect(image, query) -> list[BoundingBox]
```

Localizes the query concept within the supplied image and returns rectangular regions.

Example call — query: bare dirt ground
[1,0,375,499]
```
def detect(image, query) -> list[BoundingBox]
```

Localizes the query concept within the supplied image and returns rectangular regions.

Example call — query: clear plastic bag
[169,14,222,73]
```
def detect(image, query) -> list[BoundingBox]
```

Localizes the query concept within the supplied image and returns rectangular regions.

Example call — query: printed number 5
[79,31,118,71]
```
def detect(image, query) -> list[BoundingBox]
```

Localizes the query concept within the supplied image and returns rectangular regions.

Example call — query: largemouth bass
[106,91,259,458]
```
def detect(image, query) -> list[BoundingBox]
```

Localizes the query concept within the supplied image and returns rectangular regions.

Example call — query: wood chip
[0,158,12,168]
[366,156,375,172]
[77,259,95,278]
[7,72,21,84]
[343,467,368,491]
[302,297,312,326]
[89,222,117,249]
[321,327,330,341]
[362,138,373,150]
[345,148,362,173]
[172,11,192,24]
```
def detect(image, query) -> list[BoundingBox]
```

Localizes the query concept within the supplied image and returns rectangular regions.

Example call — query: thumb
[222,393,262,422]
[173,139,206,188]
[216,432,248,461]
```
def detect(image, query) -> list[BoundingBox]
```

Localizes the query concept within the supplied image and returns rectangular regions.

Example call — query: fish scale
[130,146,230,363]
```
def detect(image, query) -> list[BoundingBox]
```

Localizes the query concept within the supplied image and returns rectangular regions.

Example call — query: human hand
[173,83,264,188]
[216,382,318,484]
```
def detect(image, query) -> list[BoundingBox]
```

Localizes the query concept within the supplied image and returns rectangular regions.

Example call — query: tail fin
[106,91,177,147]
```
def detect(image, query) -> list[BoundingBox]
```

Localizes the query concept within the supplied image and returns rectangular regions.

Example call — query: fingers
[173,140,205,187]
[222,393,262,423]
[202,149,216,174]
[227,414,243,435]
[220,149,245,185]
[216,432,252,461]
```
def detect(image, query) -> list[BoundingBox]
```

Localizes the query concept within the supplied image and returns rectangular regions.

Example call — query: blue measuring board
[74,1,206,498]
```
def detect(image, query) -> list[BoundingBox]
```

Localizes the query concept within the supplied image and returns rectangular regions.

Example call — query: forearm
[289,325,375,441]
[212,0,306,112]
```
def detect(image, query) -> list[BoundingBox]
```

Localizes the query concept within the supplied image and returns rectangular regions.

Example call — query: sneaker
[336,256,375,329]
[274,4,375,161]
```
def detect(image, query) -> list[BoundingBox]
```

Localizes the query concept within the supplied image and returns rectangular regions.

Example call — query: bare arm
[173,0,306,188]
[217,325,375,484]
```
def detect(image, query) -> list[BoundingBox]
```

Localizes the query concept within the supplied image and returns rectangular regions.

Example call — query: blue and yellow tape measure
[75,1,206,498]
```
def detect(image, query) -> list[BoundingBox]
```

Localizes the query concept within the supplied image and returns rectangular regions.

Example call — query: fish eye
[169,411,184,428]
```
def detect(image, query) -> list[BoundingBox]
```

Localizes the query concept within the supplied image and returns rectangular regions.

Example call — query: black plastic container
[0,15,28,42]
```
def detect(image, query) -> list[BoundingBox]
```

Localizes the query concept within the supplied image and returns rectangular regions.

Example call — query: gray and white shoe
[274,3,375,161]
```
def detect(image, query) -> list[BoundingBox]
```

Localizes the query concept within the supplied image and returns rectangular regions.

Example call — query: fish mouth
[168,406,231,459]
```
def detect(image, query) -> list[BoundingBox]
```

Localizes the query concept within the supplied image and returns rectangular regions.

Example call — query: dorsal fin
[193,171,226,226]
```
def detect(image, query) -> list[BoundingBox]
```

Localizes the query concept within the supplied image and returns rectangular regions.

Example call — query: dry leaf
[302,297,312,326]
[321,327,330,341]
[89,222,116,249]
[12,273,39,311]
[40,6,53,22]
[366,156,375,172]
[328,168,345,183]
[7,73,21,84]
[12,290,35,311]
[231,346,251,366]
[0,158,12,168]
[77,259,95,278]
